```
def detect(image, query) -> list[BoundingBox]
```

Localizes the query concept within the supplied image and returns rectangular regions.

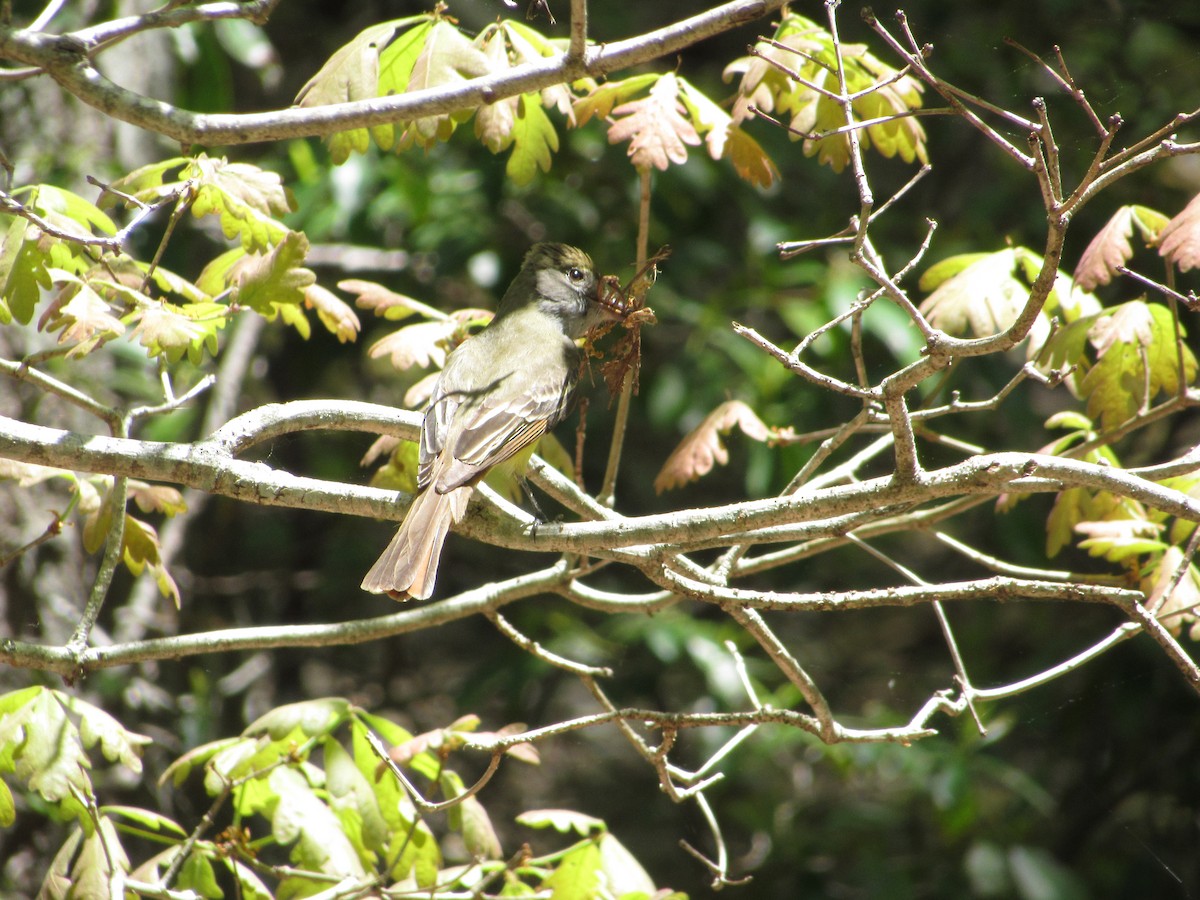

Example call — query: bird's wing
[433,363,576,493]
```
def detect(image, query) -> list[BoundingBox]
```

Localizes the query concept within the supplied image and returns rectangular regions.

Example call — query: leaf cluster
[0,692,683,898]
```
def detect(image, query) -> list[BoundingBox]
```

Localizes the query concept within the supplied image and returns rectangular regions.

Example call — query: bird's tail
[361,485,472,600]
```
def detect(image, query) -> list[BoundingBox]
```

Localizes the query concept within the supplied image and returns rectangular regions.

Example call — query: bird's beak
[590,274,628,322]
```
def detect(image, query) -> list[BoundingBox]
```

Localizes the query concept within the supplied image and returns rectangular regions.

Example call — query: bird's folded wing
[434,367,573,493]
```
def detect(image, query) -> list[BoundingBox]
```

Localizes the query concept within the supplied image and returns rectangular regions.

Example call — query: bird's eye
[567,267,586,283]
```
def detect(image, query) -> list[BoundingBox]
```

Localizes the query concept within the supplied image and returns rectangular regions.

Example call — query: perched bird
[361,243,616,600]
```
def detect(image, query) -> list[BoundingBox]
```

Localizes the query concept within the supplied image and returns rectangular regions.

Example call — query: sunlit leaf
[516,808,605,835]
[1159,191,1200,272]
[573,73,659,127]
[919,249,1027,337]
[400,20,491,148]
[508,94,559,185]
[295,18,432,160]
[342,278,440,321]
[184,155,294,253]
[474,27,520,153]
[607,73,701,172]
[305,283,361,343]
[368,319,457,370]
[1079,301,1196,430]
[724,13,926,172]
[268,765,367,885]
[0,214,42,325]
[38,277,126,357]
[1074,205,1169,290]
[1142,545,1200,637]
[127,481,187,517]
[1075,518,1163,563]
[227,230,315,315]
[127,300,227,364]
[598,832,656,896]
[541,840,602,900]
[245,697,352,741]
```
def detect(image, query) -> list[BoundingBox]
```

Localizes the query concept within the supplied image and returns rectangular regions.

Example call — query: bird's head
[500,242,620,338]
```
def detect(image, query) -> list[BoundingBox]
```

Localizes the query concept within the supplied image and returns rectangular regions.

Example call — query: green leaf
[32,184,117,237]
[372,20,436,152]
[12,690,93,822]
[574,73,659,126]
[516,808,605,836]
[104,157,189,205]
[100,805,186,836]
[401,19,491,148]
[325,736,388,860]
[268,766,367,878]
[1079,301,1196,430]
[229,231,316,316]
[179,852,224,900]
[507,94,559,185]
[0,215,48,325]
[187,155,294,253]
[160,737,240,788]
[225,858,274,900]
[245,698,352,741]
[542,840,602,900]
[56,691,150,773]
[127,300,227,364]
[919,249,1027,337]
[0,779,14,827]
[598,832,656,896]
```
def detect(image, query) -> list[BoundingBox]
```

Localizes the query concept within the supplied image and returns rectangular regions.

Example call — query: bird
[361,243,618,600]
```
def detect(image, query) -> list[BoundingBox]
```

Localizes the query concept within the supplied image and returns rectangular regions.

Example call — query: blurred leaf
[342,278,441,321]
[127,481,187,517]
[268,766,367,882]
[0,215,50,325]
[598,832,656,896]
[37,275,126,357]
[1159,191,1200,272]
[245,697,352,741]
[100,805,186,836]
[30,184,117,238]
[1075,518,1163,563]
[474,26,520,154]
[0,780,13,827]
[1142,545,1200,637]
[324,736,387,864]
[517,808,604,835]
[655,399,781,493]
[542,840,602,900]
[179,852,223,900]
[57,691,151,772]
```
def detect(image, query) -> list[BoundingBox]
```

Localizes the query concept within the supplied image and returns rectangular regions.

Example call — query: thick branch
[0,0,786,146]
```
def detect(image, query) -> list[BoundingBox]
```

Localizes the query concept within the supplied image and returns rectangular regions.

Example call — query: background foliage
[3,0,1200,897]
